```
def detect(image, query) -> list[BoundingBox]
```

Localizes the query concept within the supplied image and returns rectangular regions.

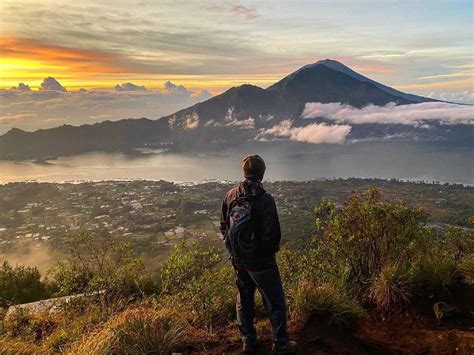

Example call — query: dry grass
[2,308,56,343]
[0,338,43,354]
[69,307,186,354]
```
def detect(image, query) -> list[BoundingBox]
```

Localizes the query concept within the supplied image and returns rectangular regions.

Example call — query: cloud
[419,70,474,80]
[0,113,37,125]
[0,79,213,134]
[302,102,474,126]
[230,5,258,20]
[395,79,473,92]
[219,107,256,129]
[428,91,474,105]
[164,81,188,94]
[183,112,199,130]
[114,82,147,92]
[257,120,351,144]
[163,81,211,101]
[226,117,255,129]
[40,77,67,92]
[196,89,212,101]
[10,83,31,91]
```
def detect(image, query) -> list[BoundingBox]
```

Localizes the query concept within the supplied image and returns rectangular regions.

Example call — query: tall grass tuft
[454,255,474,283]
[71,307,185,354]
[291,279,365,330]
[370,265,411,313]
[410,256,457,294]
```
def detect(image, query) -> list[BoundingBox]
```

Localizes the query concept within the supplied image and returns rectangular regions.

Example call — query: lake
[0,141,472,184]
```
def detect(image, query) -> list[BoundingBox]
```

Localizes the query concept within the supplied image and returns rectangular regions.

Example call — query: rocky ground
[183,315,474,354]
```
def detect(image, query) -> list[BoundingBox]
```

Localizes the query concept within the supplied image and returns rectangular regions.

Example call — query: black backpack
[225,189,263,259]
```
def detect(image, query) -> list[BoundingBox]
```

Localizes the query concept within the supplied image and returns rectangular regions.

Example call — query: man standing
[220,154,296,354]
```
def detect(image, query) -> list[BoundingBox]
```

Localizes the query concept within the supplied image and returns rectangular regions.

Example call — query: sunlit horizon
[1,1,473,98]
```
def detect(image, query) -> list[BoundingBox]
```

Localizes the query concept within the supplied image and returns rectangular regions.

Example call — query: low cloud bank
[0,78,212,134]
[302,102,474,126]
[257,120,351,144]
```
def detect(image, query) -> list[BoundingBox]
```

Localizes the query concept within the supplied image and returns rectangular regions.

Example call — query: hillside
[1,186,473,354]
[0,118,170,161]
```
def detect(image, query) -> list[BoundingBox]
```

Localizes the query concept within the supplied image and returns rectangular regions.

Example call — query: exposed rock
[433,302,460,320]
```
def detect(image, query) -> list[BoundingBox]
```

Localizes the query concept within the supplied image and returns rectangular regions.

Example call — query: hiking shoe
[272,340,297,354]
[243,341,259,353]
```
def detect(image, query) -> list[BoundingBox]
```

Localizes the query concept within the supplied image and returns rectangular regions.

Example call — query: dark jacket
[220,180,281,265]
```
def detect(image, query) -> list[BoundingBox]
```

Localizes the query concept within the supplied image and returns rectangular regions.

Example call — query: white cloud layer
[302,102,474,126]
[225,117,255,129]
[0,78,212,134]
[257,120,351,144]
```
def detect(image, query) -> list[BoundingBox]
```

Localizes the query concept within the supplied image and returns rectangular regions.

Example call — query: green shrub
[48,232,155,302]
[443,227,474,263]
[314,189,429,301]
[277,248,305,296]
[160,242,221,295]
[161,266,235,330]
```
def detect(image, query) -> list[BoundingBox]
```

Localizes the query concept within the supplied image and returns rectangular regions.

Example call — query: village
[0,179,472,267]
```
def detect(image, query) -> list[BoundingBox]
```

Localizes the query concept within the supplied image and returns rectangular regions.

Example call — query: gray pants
[234,259,289,344]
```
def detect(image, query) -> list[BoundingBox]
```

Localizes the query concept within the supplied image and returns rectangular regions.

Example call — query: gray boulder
[433,302,460,320]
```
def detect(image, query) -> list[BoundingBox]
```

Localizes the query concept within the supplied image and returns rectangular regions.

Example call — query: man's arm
[219,198,228,241]
[262,195,281,253]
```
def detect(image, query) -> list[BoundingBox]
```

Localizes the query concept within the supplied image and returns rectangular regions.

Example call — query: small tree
[159,242,221,295]
[0,261,49,308]
[48,232,152,305]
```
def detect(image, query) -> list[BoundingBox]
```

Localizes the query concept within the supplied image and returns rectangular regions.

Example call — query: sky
[0,0,473,133]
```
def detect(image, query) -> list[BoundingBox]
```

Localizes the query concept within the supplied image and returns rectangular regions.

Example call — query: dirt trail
[185,316,474,354]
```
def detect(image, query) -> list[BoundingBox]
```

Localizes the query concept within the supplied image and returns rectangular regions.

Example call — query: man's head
[242,154,266,182]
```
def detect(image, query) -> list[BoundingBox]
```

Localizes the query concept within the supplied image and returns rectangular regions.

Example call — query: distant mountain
[0,60,465,161]
[165,60,433,129]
